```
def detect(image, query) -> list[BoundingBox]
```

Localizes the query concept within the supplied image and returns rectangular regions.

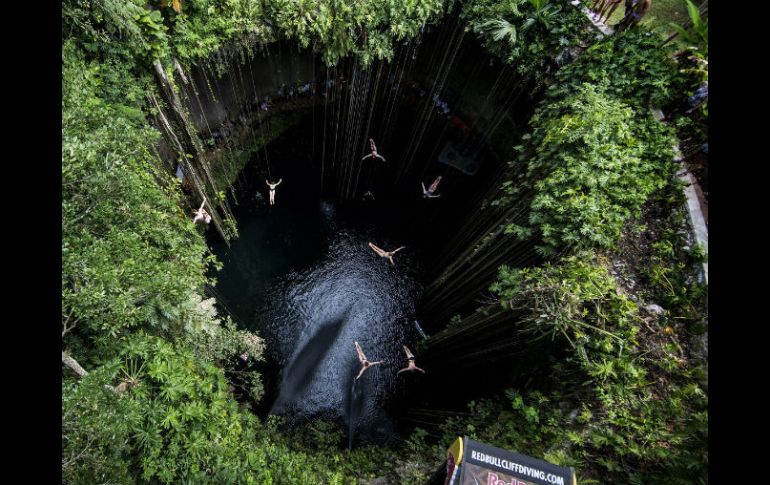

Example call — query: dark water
[260,205,421,444]
[209,118,424,444]
[206,29,538,443]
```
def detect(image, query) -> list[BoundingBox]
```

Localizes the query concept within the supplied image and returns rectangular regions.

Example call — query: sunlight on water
[213,198,421,444]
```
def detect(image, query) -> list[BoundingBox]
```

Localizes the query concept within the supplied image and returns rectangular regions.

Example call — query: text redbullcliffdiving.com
[470,450,566,485]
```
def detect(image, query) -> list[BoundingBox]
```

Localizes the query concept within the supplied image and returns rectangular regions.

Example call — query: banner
[445,437,576,485]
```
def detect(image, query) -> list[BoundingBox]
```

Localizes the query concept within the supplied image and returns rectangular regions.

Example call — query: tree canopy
[61,0,706,482]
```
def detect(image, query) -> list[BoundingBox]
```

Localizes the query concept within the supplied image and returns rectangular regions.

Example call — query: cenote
[203,22,541,445]
[62,0,709,481]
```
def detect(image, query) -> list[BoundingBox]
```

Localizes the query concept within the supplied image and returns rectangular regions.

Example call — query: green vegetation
[62,0,270,66]
[63,335,389,483]
[462,0,592,84]
[265,0,447,66]
[549,29,684,109]
[405,241,706,483]
[503,83,677,254]
[492,29,684,255]
[492,254,639,348]
[62,45,216,355]
[401,9,706,484]
[471,179,707,482]
[62,0,706,482]
[601,0,692,36]
[62,0,446,482]
[63,0,446,69]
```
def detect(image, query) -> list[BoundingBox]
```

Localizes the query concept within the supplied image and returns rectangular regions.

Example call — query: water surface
[211,173,423,444]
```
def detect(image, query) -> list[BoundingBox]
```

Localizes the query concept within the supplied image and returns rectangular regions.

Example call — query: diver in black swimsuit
[398,345,426,374]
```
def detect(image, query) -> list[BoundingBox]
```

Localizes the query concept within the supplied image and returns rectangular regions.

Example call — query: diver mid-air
[192,197,212,224]
[354,341,384,380]
[266,178,283,206]
[398,345,426,375]
[368,242,405,266]
[361,138,386,162]
[421,176,442,198]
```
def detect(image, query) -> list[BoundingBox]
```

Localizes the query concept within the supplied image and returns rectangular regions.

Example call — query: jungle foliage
[462,0,592,85]
[61,41,300,483]
[62,0,270,65]
[63,0,447,69]
[63,334,388,484]
[492,28,683,255]
[62,44,216,354]
[265,0,447,66]
[62,0,449,481]
[415,252,707,484]
[410,8,706,484]
[549,28,685,109]
[62,0,706,482]
[500,83,677,254]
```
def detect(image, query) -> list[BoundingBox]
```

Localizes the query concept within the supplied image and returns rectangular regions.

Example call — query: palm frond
[479,19,518,45]
[685,0,701,31]
[521,17,536,32]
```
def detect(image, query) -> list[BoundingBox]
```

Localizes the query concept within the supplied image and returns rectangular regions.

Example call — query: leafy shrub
[62,0,270,65]
[547,28,684,109]
[265,0,446,66]
[62,45,216,354]
[64,0,444,69]
[62,364,137,484]
[462,0,591,84]
[63,335,391,484]
[468,254,708,482]
[502,83,677,254]
[492,253,638,353]
[63,334,245,483]
[169,0,270,62]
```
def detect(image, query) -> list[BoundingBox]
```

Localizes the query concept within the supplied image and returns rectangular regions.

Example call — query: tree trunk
[62,351,122,395]
[61,351,88,378]
[153,60,233,246]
